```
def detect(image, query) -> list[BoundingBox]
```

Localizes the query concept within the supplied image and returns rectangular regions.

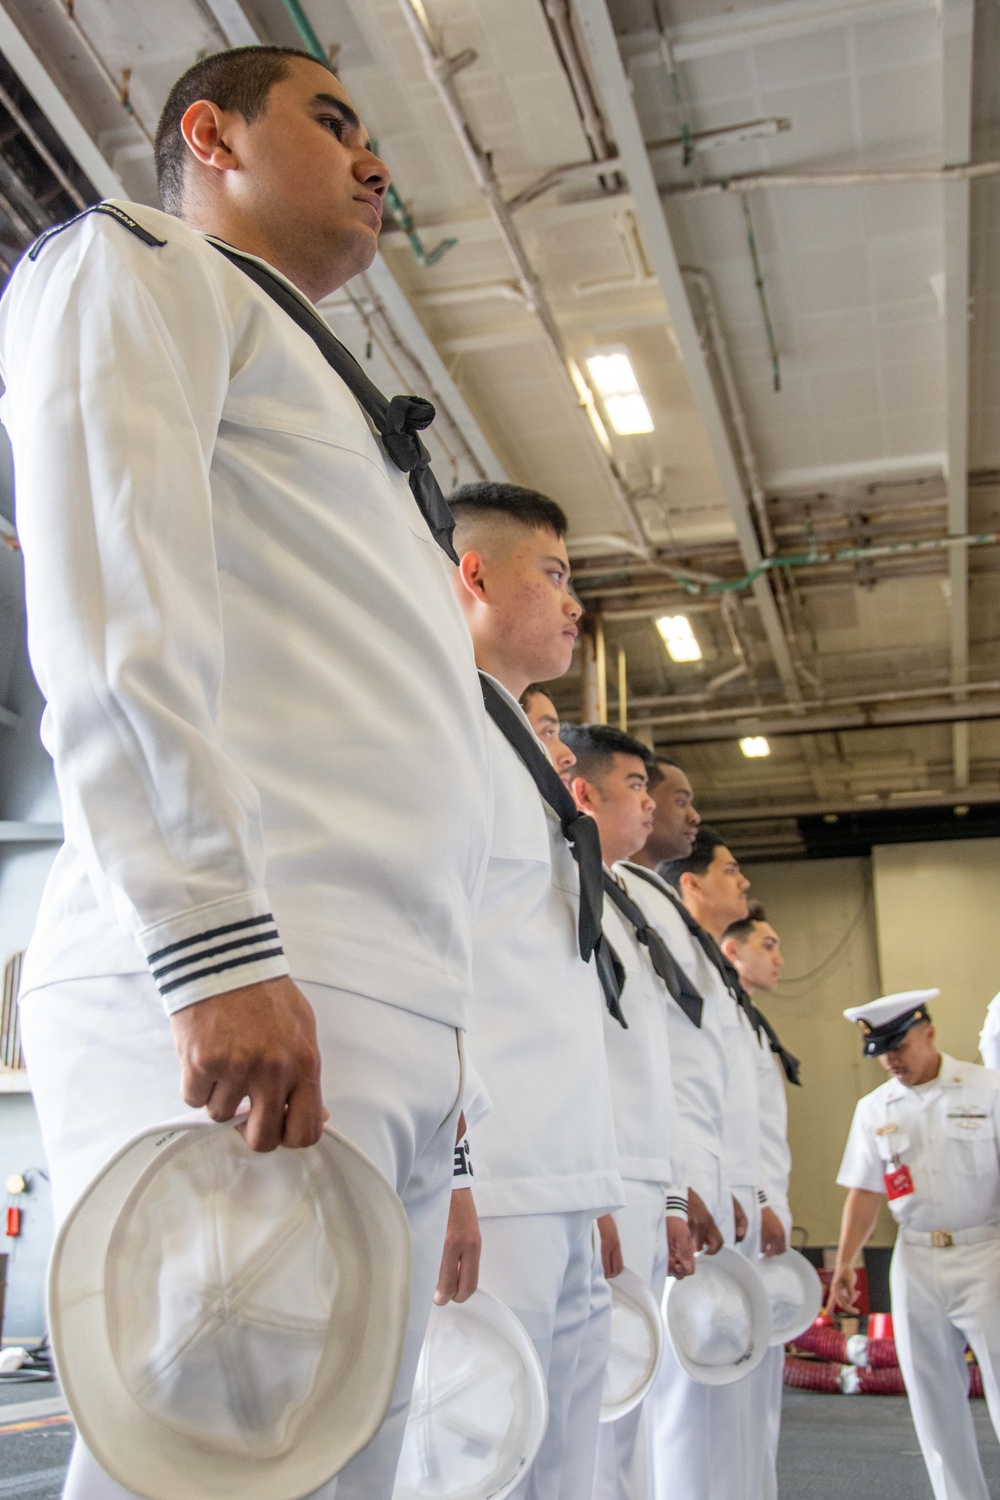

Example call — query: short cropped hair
[721,899,766,945]
[559,723,655,784]
[155,46,326,213]
[520,684,553,713]
[449,482,568,549]
[659,823,727,890]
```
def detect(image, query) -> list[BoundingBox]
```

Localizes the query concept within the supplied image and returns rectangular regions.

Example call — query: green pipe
[279,0,457,268]
[676,530,1000,597]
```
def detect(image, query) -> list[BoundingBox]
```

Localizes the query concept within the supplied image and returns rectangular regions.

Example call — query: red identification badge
[884,1164,915,1200]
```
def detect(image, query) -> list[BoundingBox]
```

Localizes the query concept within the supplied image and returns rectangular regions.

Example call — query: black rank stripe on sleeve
[148,913,284,996]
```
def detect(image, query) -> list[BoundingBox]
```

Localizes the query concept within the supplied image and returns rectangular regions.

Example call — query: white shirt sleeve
[0,214,290,1011]
[980,992,1000,1071]
[836,1097,884,1193]
[756,1039,791,1212]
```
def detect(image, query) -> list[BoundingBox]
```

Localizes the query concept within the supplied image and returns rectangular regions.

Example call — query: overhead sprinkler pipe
[672,529,1000,596]
[277,0,457,268]
[663,160,1000,200]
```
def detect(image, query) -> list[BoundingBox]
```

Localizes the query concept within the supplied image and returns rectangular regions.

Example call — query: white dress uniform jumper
[0,201,494,1500]
[838,1046,1000,1500]
[593,883,690,1500]
[466,678,623,1500]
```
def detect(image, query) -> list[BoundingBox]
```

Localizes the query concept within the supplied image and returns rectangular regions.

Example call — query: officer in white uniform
[1,48,492,1500]
[722,906,799,1500]
[561,725,694,1500]
[831,991,1000,1500]
[978,988,1000,1070]
[450,484,623,1500]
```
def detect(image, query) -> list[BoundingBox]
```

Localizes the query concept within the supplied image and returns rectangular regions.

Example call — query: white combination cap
[662,1247,772,1386]
[600,1267,665,1424]
[843,989,939,1056]
[49,1117,411,1500]
[394,1289,547,1500]
[755,1249,823,1346]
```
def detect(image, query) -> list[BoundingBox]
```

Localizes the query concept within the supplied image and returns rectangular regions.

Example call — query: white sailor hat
[393,1289,547,1500]
[600,1267,665,1423]
[48,1116,411,1500]
[756,1249,824,1346]
[662,1247,772,1386]
[843,989,939,1056]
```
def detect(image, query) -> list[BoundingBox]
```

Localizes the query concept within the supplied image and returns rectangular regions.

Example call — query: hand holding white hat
[171,976,324,1152]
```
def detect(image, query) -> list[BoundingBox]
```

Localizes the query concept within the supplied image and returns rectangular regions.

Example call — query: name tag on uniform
[884,1164,915,1200]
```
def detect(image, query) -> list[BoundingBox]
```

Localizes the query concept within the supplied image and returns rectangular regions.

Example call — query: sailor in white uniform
[978,988,1000,1070]
[831,992,1000,1500]
[450,484,623,1500]
[561,725,695,1500]
[649,826,778,1500]
[1,48,492,1500]
[722,905,800,1500]
[614,770,748,1500]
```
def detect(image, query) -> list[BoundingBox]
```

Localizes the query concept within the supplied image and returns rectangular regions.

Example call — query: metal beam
[702,785,1000,824]
[572,0,801,702]
[198,0,260,44]
[0,821,61,842]
[0,5,125,198]
[942,0,975,787]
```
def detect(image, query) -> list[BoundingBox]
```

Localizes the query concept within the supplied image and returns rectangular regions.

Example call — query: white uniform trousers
[890,1236,1000,1500]
[20,974,463,1500]
[648,1147,740,1500]
[731,1187,767,1500]
[593,1179,668,1500]
[478,1210,611,1500]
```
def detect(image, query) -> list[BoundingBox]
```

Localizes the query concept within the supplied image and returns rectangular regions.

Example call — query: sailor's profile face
[246,59,389,272]
[181,56,391,290]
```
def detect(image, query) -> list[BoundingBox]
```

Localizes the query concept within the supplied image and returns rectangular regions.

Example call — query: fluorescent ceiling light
[586,350,654,436]
[604,393,654,435]
[656,615,702,663]
[739,736,770,758]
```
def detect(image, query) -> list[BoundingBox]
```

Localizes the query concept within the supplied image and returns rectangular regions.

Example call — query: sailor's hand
[435,1188,481,1305]
[825,1266,860,1317]
[171,976,323,1152]
[598,1213,624,1279]
[760,1206,788,1258]
[687,1189,723,1255]
[667,1215,696,1279]
[733,1195,749,1243]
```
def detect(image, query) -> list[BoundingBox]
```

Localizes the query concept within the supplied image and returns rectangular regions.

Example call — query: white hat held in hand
[393,1288,547,1500]
[662,1246,772,1386]
[756,1249,824,1346]
[600,1268,665,1423]
[48,1116,411,1500]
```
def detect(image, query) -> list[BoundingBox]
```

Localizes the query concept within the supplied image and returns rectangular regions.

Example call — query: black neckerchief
[209,241,459,563]
[480,676,626,1027]
[602,872,703,1028]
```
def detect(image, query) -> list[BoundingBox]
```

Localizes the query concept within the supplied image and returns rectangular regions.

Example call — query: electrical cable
[777,885,873,989]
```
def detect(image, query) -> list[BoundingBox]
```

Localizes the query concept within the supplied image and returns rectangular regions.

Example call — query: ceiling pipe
[505,119,790,212]
[647,696,1000,744]
[628,674,1000,718]
[543,0,615,163]
[396,0,650,549]
[663,160,1000,200]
